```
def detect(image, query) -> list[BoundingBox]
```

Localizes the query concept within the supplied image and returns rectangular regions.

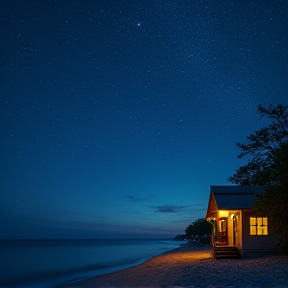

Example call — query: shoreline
[1,239,183,288]
[62,244,288,288]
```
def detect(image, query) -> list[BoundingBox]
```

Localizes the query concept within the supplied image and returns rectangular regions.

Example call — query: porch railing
[211,232,228,247]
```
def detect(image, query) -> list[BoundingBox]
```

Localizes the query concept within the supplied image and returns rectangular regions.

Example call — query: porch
[208,212,241,259]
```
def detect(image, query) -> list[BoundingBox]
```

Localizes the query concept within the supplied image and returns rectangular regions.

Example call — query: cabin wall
[206,193,218,219]
[241,210,279,255]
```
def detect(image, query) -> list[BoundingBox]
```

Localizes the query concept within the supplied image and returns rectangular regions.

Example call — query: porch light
[219,210,228,218]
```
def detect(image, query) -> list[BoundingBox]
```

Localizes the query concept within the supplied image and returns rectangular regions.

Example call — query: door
[217,218,228,245]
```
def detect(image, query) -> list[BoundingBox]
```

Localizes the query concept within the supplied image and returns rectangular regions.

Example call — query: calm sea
[0,239,183,287]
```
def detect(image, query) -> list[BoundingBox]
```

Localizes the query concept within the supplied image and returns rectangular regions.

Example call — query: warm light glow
[219,210,228,218]
[230,214,235,220]
[250,217,268,235]
[250,217,256,226]
[180,251,212,261]
[250,226,256,235]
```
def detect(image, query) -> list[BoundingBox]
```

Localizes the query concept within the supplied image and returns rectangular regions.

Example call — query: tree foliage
[185,218,212,239]
[228,104,288,185]
[228,104,288,253]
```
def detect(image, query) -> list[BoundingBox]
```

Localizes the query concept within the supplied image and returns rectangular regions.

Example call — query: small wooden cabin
[206,185,279,258]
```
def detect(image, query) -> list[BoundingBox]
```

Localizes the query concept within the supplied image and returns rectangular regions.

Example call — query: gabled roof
[206,185,264,219]
[211,185,265,194]
[211,185,264,210]
[214,193,257,210]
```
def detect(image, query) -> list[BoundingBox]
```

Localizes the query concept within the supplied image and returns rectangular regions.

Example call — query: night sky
[1,0,287,239]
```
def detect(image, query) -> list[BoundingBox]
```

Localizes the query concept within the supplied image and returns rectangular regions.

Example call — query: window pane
[250,217,256,225]
[262,226,268,235]
[257,225,262,235]
[262,217,268,225]
[250,226,256,235]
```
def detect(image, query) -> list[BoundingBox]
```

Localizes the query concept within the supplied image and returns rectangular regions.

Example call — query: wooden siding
[206,192,218,219]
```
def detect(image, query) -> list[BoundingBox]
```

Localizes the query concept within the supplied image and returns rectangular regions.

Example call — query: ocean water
[0,239,183,287]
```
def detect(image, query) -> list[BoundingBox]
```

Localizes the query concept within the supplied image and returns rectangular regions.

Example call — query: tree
[185,218,212,240]
[228,104,288,253]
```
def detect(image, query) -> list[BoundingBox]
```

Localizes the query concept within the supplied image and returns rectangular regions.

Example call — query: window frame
[250,217,268,235]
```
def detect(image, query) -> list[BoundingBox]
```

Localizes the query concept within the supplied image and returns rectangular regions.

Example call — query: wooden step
[216,246,238,250]
[214,246,240,259]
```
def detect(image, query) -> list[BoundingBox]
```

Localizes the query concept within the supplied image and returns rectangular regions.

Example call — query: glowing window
[250,217,268,235]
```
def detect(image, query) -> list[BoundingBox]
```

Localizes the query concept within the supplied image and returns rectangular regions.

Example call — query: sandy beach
[62,244,288,288]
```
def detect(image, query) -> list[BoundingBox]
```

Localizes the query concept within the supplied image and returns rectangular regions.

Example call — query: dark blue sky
[1,0,287,239]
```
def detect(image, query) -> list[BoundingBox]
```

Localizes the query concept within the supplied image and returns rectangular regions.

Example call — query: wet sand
[63,244,288,288]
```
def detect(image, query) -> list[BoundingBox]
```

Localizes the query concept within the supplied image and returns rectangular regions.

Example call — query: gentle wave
[0,239,184,287]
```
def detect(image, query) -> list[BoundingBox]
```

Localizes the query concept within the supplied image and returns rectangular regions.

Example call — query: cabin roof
[211,185,264,210]
[206,185,265,218]
[214,193,256,210]
[210,185,265,194]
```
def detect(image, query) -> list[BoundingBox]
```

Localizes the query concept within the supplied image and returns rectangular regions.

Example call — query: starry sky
[1,0,287,239]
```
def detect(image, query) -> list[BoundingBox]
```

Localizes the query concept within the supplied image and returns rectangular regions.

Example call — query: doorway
[217,218,228,245]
